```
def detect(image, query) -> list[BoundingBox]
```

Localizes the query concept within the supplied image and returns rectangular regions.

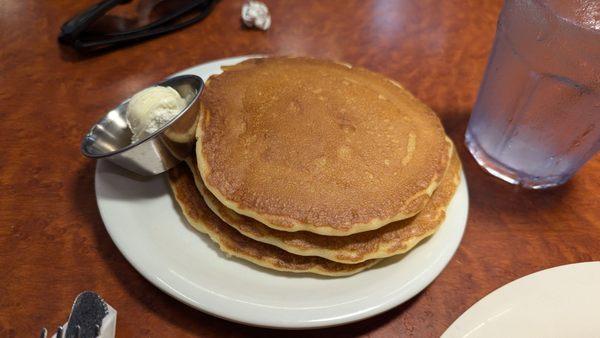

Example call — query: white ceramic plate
[443,262,600,338]
[95,56,469,329]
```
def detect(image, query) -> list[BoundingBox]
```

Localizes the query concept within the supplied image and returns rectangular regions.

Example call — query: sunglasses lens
[86,0,205,35]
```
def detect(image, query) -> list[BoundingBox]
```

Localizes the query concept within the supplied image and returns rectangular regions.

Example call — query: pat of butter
[126,86,186,143]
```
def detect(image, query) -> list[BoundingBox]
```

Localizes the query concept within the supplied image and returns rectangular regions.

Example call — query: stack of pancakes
[168,57,461,276]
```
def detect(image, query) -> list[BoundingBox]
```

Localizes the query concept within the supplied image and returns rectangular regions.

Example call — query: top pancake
[197,57,451,235]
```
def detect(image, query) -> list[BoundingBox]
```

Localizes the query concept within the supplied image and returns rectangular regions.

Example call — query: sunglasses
[59,0,218,52]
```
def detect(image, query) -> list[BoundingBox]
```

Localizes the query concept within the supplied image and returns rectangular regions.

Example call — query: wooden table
[1,0,598,336]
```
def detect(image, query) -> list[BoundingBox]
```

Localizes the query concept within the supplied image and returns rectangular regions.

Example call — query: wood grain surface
[1,0,598,337]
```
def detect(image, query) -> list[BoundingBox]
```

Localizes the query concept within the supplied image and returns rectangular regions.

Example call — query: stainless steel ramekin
[81,75,204,176]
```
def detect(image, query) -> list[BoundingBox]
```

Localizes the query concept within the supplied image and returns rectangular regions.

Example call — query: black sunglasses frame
[59,0,217,51]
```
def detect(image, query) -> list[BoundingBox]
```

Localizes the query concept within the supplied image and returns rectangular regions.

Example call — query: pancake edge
[190,145,461,263]
[168,165,380,277]
[196,134,453,236]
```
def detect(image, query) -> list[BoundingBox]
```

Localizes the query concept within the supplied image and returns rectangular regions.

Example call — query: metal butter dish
[81,75,204,176]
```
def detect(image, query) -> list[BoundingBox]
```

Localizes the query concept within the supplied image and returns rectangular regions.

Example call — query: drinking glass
[465,0,600,189]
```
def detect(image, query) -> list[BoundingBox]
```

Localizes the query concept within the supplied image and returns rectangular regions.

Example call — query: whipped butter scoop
[126,86,187,143]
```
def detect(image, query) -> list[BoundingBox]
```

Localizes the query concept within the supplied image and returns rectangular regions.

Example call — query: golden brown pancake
[168,163,379,276]
[188,148,460,263]
[197,57,452,235]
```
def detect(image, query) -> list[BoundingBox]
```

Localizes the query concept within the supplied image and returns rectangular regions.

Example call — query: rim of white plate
[443,262,600,337]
